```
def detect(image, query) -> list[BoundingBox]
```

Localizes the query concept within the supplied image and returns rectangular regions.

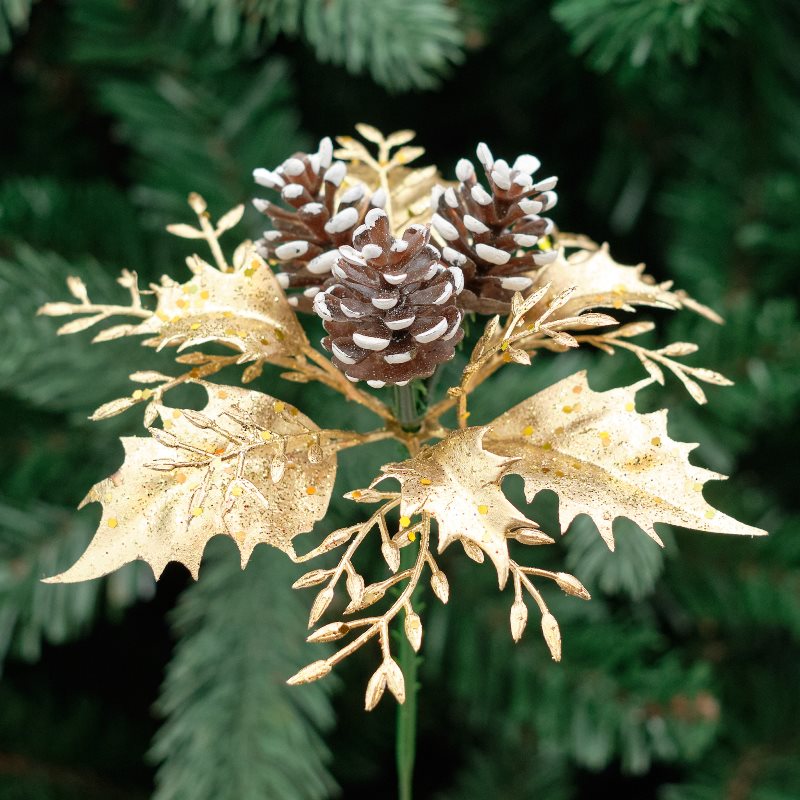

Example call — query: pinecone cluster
[432,142,559,313]
[314,209,464,387]
[252,138,385,311]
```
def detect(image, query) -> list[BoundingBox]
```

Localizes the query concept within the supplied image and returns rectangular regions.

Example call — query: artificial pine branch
[151,541,336,800]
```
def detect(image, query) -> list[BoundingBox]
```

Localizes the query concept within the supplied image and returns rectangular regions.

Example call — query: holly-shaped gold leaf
[486,370,766,549]
[133,250,308,361]
[44,382,340,584]
[525,244,722,327]
[378,427,539,588]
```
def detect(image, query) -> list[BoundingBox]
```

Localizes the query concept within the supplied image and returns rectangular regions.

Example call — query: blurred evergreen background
[1,1,799,798]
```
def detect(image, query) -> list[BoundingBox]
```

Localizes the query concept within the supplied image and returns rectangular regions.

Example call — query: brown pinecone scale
[252,137,385,311]
[432,142,559,313]
[314,209,465,387]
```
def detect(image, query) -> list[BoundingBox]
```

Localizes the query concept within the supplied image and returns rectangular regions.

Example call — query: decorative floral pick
[39,124,765,711]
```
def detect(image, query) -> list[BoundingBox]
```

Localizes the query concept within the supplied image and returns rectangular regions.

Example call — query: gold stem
[326,519,430,668]
[54,304,152,320]
[330,429,396,451]
[197,212,229,272]
[511,561,548,615]
[328,500,400,588]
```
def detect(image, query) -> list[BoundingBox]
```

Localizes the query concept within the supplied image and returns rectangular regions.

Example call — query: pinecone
[314,209,465,387]
[431,142,559,314]
[252,137,384,311]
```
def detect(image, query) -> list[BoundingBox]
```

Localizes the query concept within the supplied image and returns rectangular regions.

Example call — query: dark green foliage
[564,517,675,601]
[552,0,747,72]
[68,0,304,221]
[0,0,34,52]
[0,246,147,415]
[0,499,152,670]
[179,0,464,90]
[2,0,799,797]
[151,541,336,800]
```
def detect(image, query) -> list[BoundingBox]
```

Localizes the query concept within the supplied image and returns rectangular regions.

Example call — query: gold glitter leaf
[379,427,538,588]
[486,370,766,549]
[133,251,307,360]
[43,382,339,583]
[526,244,711,327]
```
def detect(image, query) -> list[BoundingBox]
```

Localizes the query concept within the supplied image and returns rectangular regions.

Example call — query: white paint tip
[339,244,367,267]
[324,161,346,187]
[340,301,364,319]
[332,342,357,364]
[463,214,490,235]
[361,244,383,260]
[365,207,388,228]
[385,315,415,330]
[513,172,533,188]
[499,276,533,291]
[313,292,332,320]
[370,188,386,208]
[471,185,493,206]
[518,199,543,214]
[476,142,493,169]
[533,250,558,265]
[491,170,512,190]
[384,352,412,364]
[448,266,464,293]
[514,233,539,247]
[444,312,462,340]
[533,176,558,192]
[475,243,511,265]
[372,296,398,310]
[353,333,391,351]
[340,184,365,204]
[455,158,475,182]
[325,207,359,234]
[541,191,558,211]
[432,213,459,242]
[253,168,284,188]
[442,246,467,266]
[432,283,453,305]
[512,154,541,175]
[274,240,309,260]
[414,317,448,344]
[318,137,333,168]
[282,184,304,200]
[283,157,305,177]
[307,250,338,274]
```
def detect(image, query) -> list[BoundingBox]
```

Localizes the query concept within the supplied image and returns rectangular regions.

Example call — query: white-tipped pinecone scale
[315,209,464,386]
[253,138,384,311]
[432,142,559,313]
